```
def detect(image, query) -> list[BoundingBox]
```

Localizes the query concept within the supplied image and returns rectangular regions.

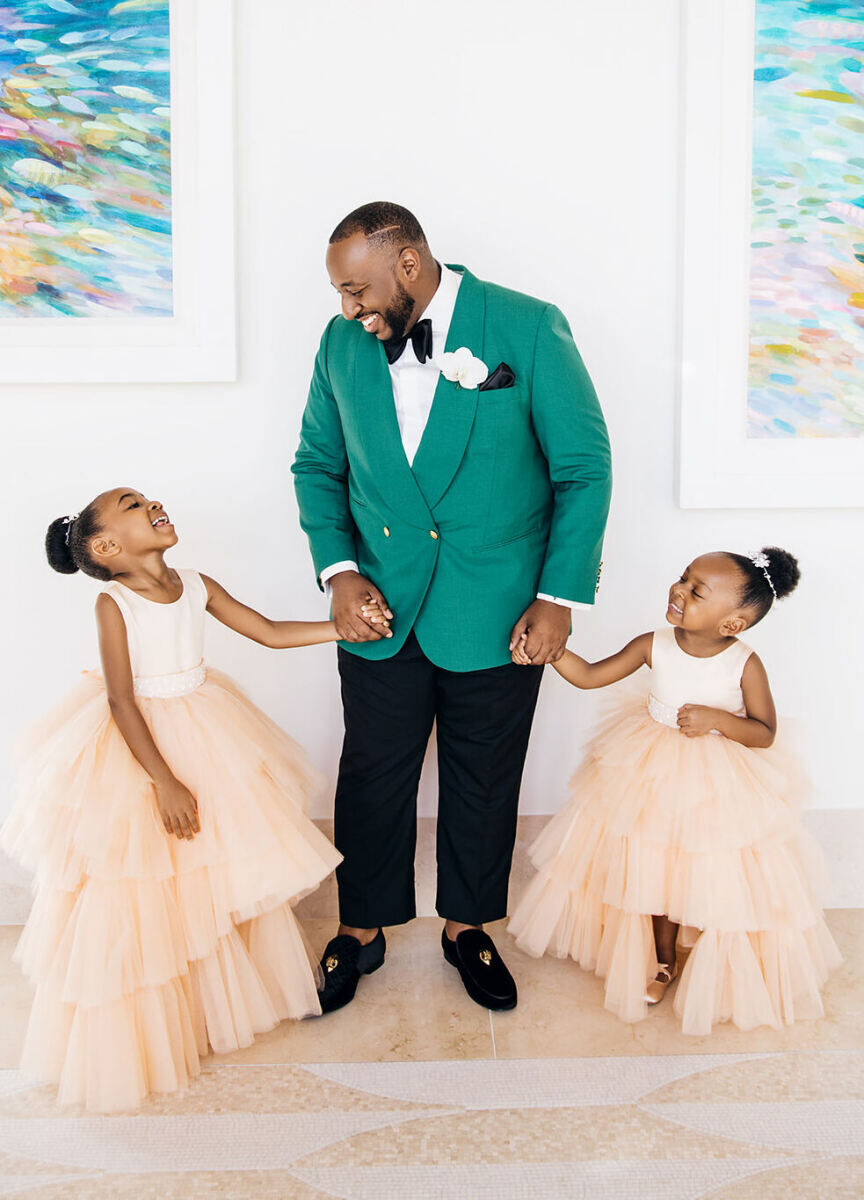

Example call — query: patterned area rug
[0,914,862,1199]
[0,1053,863,1198]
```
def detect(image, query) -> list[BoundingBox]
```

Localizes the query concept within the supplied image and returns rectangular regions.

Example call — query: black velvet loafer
[317,928,386,1015]
[442,928,517,1011]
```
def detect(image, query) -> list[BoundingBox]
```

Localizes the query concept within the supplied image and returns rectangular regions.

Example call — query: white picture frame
[0,0,235,383]
[678,0,864,509]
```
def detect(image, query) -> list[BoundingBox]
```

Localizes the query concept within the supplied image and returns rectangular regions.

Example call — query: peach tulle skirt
[1,669,342,1111]
[508,694,841,1033]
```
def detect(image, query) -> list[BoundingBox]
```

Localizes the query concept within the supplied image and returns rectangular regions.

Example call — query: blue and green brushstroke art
[0,0,171,317]
[749,0,864,437]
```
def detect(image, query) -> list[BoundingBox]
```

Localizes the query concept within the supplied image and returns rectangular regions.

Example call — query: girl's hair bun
[760,546,800,601]
[723,545,800,626]
[45,517,80,575]
[44,499,111,581]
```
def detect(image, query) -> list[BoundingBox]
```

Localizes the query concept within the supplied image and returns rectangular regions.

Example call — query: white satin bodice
[101,569,207,698]
[648,627,753,729]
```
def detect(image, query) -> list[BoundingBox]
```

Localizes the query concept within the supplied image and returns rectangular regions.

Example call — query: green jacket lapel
[411,266,486,511]
[352,327,432,526]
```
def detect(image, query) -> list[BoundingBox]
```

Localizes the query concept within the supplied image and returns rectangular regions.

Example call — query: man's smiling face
[326,231,416,342]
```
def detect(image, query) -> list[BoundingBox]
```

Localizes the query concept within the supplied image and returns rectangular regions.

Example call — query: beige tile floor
[218,909,864,1067]
[4,909,857,1073]
[0,911,862,1198]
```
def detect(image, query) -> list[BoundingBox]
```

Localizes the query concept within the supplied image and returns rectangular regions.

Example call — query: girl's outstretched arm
[200,574,380,648]
[678,652,776,747]
[96,594,200,840]
[544,632,653,689]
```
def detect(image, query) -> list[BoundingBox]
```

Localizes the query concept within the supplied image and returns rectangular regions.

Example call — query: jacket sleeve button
[383,527,390,537]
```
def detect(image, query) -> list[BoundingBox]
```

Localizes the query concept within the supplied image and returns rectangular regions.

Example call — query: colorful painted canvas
[748,0,864,438]
[0,0,171,317]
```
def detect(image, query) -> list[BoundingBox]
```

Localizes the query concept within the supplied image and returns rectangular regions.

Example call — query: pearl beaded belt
[648,694,679,729]
[648,694,733,735]
[134,662,206,699]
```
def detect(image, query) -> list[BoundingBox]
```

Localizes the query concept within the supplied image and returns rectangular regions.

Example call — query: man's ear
[398,246,421,281]
[719,613,748,637]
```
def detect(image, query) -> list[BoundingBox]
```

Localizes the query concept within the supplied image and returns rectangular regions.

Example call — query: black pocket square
[479,362,516,391]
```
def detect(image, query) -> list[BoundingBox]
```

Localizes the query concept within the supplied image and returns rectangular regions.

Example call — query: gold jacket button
[383,527,390,537]
[430,530,439,540]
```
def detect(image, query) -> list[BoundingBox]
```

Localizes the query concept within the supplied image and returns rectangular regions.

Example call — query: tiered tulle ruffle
[508,693,841,1033]
[1,668,341,1111]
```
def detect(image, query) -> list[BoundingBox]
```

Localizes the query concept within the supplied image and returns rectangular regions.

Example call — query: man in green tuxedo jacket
[293,202,611,1013]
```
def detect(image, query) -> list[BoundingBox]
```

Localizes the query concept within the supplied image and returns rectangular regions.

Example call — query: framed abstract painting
[679,0,864,507]
[0,0,235,382]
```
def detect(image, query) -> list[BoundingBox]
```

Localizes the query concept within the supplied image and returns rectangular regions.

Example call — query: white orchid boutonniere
[436,347,489,390]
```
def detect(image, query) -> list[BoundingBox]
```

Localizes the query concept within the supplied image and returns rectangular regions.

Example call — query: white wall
[1,0,860,827]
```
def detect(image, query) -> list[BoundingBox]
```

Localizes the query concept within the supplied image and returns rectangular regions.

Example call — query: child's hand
[361,599,391,632]
[511,633,533,665]
[155,777,200,839]
[677,704,717,738]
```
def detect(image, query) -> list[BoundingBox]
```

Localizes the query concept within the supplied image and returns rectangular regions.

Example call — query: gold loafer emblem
[479,949,492,966]
[326,955,339,973]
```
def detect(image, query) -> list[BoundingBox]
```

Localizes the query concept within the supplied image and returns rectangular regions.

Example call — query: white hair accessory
[749,550,777,599]
[62,513,79,547]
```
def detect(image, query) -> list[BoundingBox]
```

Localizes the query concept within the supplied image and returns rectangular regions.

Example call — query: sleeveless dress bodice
[102,568,207,697]
[648,626,753,729]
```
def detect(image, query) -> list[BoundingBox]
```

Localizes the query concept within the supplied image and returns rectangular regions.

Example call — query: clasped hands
[508,598,571,665]
[332,573,571,665]
[330,571,393,642]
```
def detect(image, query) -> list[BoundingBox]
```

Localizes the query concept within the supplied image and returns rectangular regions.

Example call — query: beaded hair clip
[62,513,79,547]
[749,550,776,599]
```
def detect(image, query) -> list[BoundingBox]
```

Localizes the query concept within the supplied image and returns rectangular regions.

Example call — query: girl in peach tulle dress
[508,547,841,1034]
[1,487,387,1111]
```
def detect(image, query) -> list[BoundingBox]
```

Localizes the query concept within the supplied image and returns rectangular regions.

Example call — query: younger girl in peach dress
[508,547,840,1033]
[1,487,386,1111]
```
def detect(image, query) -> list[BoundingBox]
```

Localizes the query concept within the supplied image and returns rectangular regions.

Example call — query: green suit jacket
[292,266,612,671]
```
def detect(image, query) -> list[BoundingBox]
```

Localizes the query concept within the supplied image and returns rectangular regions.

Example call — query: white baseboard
[1,808,862,925]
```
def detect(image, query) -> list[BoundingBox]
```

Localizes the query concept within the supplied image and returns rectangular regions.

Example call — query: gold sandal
[645,961,679,1005]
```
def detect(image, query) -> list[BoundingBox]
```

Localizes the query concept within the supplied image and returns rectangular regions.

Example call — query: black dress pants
[334,631,544,928]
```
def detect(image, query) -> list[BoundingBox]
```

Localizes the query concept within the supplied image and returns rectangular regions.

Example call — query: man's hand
[508,598,570,665]
[330,570,394,642]
[677,704,717,738]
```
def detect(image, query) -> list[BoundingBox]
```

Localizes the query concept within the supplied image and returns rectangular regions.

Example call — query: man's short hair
[329,201,428,252]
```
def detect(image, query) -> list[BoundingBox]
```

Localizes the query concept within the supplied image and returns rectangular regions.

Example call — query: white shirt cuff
[536,593,593,612]
[320,560,359,597]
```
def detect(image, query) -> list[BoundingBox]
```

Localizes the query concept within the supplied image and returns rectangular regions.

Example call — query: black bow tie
[383,318,433,365]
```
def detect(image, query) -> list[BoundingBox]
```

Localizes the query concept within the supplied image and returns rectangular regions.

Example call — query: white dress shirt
[320,264,590,611]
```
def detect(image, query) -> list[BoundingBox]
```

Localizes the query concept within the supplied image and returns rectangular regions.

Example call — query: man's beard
[383,281,415,341]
